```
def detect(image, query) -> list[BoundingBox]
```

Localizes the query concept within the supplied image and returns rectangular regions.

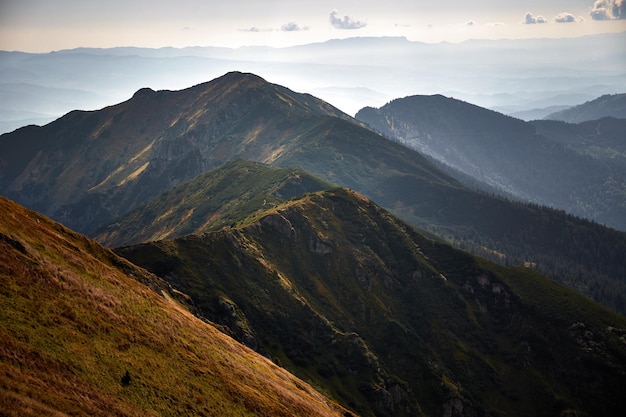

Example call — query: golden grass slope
[0,196,348,417]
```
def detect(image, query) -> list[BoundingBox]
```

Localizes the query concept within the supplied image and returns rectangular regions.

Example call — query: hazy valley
[2,32,625,134]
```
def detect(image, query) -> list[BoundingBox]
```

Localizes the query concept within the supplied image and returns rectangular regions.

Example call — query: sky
[1,0,625,52]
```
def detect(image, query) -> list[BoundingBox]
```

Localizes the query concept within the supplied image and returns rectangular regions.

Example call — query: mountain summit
[2,72,625,314]
[0,71,352,234]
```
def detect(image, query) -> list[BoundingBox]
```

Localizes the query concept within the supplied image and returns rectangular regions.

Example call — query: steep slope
[544,93,626,123]
[117,188,626,417]
[94,159,334,247]
[0,71,352,234]
[0,196,349,417]
[95,157,626,316]
[2,72,626,314]
[356,94,626,231]
[531,117,626,170]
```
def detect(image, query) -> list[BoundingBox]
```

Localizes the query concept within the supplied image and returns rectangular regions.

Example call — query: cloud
[281,22,309,32]
[554,12,584,23]
[590,0,625,20]
[329,10,366,29]
[465,20,475,26]
[523,12,547,24]
[239,27,273,33]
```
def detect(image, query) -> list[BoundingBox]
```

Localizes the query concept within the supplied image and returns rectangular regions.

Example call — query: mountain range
[1,72,625,317]
[4,184,626,416]
[116,186,626,417]
[1,69,626,416]
[544,93,626,123]
[355,94,626,231]
[1,32,625,134]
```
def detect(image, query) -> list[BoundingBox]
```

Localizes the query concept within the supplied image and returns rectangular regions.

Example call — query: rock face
[118,188,626,417]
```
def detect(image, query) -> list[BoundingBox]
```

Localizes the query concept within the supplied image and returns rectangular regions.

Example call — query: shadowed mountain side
[117,188,626,417]
[2,71,626,314]
[92,116,626,315]
[0,71,353,235]
[544,93,626,123]
[94,159,334,247]
[356,94,626,231]
[531,117,626,170]
[0,196,349,417]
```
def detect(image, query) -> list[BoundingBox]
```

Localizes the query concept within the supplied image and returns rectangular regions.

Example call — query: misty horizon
[1,31,625,135]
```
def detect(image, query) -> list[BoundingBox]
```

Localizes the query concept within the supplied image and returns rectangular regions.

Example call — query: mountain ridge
[0,71,353,234]
[356,94,626,231]
[117,187,626,417]
[2,72,626,315]
[0,195,349,417]
[544,93,626,123]
[95,159,334,247]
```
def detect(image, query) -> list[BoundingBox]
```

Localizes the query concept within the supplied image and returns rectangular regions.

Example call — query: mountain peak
[131,87,156,99]
[195,71,268,91]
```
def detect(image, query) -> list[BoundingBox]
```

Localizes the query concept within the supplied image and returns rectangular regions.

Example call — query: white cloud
[239,27,273,33]
[329,10,366,30]
[523,12,547,24]
[590,0,625,20]
[554,12,584,23]
[281,22,308,32]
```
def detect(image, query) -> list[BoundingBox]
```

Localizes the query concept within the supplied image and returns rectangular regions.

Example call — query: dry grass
[0,196,348,417]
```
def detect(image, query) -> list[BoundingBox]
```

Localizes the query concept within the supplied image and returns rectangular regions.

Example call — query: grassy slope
[3,71,625,315]
[0,196,348,417]
[118,188,626,417]
[95,159,334,247]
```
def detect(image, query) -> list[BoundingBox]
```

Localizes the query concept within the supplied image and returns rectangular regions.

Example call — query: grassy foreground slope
[0,196,348,417]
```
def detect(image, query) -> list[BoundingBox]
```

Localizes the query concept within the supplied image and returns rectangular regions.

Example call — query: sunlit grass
[0,196,348,417]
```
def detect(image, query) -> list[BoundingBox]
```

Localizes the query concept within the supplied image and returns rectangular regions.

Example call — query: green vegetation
[0,196,348,417]
[2,70,625,318]
[118,188,626,417]
[95,159,334,246]
[356,95,626,313]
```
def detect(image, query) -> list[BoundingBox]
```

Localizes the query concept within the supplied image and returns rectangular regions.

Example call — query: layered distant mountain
[116,187,626,417]
[1,32,624,133]
[544,93,626,123]
[0,196,348,417]
[531,117,626,170]
[356,94,626,231]
[2,72,626,315]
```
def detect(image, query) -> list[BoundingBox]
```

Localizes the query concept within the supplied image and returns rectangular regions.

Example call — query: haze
[2,0,625,51]
[0,0,625,133]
